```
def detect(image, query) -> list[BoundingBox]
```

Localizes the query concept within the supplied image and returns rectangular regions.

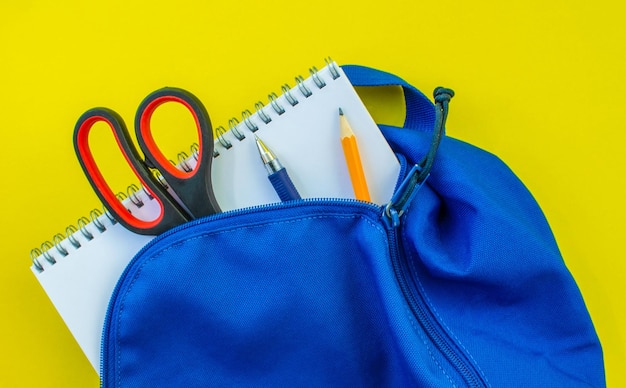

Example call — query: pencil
[339,108,371,202]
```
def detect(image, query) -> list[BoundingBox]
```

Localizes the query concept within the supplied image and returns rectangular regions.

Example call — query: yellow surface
[1,1,623,386]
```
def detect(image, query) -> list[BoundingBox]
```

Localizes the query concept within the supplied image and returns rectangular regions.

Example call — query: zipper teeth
[101,199,484,386]
[194,197,378,224]
[389,228,484,387]
[154,197,381,245]
[99,197,380,383]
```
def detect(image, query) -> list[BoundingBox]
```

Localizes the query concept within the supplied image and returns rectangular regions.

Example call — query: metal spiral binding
[228,118,246,140]
[30,58,341,273]
[190,143,200,160]
[242,110,258,132]
[90,209,107,232]
[115,191,128,203]
[173,152,191,173]
[309,66,326,88]
[213,57,341,154]
[52,233,69,256]
[30,205,118,273]
[127,184,145,207]
[30,176,160,272]
[296,75,313,97]
[30,248,44,272]
[66,225,81,248]
[268,92,285,115]
[325,57,341,79]
[30,119,206,272]
[41,241,56,264]
[103,205,118,224]
[215,126,232,149]
[253,101,272,124]
[281,84,299,107]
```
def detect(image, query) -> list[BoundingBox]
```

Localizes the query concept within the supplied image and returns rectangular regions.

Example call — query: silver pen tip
[255,135,275,164]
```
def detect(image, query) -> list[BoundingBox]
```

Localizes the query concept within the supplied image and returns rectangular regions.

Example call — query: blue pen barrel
[269,168,301,202]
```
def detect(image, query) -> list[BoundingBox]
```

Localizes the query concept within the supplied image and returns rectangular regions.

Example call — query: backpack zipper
[99,197,378,385]
[383,164,487,387]
[100,193,486,387]
[102,86,472,386]
[387,225,487,387]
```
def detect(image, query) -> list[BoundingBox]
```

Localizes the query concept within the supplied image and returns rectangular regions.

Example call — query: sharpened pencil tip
[338,107,344,115]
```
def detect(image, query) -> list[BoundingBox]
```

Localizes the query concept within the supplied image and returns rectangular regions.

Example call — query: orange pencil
[339,108,371,202]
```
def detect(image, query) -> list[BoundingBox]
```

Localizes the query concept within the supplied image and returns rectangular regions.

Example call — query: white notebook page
[31,61,400,373]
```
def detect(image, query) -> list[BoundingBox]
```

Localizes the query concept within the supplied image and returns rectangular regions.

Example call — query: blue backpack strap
[341,65,436,133]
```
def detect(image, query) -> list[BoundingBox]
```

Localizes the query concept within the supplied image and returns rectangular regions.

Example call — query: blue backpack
[100,65,604,387]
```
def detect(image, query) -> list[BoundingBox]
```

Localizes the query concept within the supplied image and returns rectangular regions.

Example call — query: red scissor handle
[135,87,220,218]
[73,108,189,235]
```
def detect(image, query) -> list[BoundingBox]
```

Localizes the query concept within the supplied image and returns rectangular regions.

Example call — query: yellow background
[1,0,623,386]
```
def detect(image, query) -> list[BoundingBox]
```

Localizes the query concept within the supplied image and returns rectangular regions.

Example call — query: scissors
[73,87,221,235]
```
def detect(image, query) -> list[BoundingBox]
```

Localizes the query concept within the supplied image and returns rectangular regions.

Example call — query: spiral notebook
[30,60,401,373]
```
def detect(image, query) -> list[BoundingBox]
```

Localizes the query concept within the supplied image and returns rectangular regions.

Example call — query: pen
[254,135,301,202]
[339,108,371,202]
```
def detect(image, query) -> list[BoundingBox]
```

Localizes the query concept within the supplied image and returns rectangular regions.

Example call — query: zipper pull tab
[383,164,428,228]
[382,87,454,229]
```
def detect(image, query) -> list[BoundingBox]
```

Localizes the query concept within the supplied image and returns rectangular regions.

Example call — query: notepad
[30,60,401,373]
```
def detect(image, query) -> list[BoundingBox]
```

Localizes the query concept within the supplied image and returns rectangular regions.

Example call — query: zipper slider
[381,86,454,230]
[383,164,428,229]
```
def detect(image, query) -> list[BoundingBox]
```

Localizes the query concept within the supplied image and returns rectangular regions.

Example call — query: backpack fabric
[100,65,605,387]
